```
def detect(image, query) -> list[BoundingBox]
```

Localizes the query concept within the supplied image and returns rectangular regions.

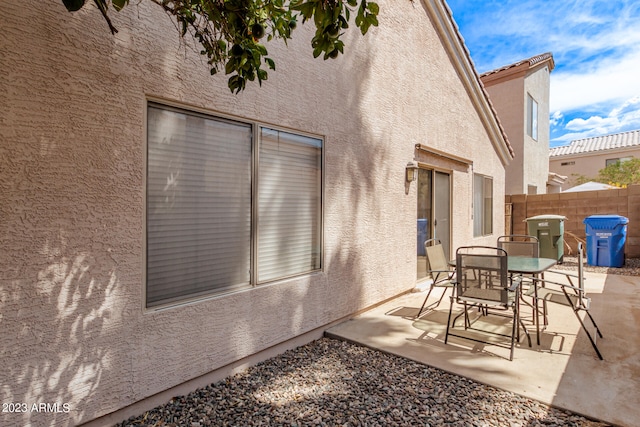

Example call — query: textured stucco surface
[1,1,506,426]
[484,78,526,192]
[522,65,551,194]
[484,65,551,195]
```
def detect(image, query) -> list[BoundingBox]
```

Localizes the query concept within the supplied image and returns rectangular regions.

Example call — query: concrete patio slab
[326,271,639,426]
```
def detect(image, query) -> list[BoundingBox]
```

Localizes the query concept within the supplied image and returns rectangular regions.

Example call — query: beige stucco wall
[484,78,525,193]
[0,1,506,426]
[522,66,551,194]
[484,65,551,195]
[550,147,640,189]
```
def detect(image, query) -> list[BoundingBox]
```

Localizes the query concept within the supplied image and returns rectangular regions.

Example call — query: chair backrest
[497,234,539,258]
[455,246,509,304]
[424,238,448,273]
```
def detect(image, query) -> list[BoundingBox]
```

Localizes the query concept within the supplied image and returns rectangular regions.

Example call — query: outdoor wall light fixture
[406,161,418,183]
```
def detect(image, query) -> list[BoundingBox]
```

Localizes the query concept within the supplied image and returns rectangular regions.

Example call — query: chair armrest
[431,270,455,280]
[508,276,522,292]
[546,269,582,280]
[529,277,582,293]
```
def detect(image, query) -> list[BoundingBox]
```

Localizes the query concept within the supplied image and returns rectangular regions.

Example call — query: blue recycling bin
[583,215,629,267]
[417,219,428,256]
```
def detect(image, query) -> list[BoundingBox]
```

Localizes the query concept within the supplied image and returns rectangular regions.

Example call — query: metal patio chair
[497,234,539,258]
[497,234,540,315]
[445,246,531,361]
[416,238,456,317]
[527,242,604,360]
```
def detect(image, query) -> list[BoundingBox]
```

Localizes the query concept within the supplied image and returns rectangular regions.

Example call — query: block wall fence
[506,184,640,259]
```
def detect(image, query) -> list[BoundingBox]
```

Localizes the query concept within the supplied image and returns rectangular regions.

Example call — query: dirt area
[556,256,640,276]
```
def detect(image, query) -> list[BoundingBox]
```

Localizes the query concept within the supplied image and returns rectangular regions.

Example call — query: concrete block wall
[506,184,639,258]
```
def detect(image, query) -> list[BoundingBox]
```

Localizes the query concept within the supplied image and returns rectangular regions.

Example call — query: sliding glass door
[417,169,451,280]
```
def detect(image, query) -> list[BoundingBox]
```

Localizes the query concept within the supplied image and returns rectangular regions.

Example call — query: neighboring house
[549,129,640,189]
[546,171,568,194]
[1,1,512,426]
[480,53,555,195]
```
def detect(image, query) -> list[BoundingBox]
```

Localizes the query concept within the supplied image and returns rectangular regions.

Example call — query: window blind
[473,175,482,237]
[473,174,493,237]
[257,128,322,282]
[483,176,493,235]
[146,105,252,307]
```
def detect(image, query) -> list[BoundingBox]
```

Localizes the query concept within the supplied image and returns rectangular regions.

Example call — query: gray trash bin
[525,214,567,262]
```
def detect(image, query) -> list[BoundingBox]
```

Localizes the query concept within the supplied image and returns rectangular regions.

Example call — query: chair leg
[445,296,455,344]
[417,286,435,318]
[417,286,448,318]
[515,293,531,348]
[509,306,517,361]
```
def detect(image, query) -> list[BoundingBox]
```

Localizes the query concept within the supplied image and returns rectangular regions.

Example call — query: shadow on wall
[1,238,124,427]
[231,24,397,359]
[0,2,410,427]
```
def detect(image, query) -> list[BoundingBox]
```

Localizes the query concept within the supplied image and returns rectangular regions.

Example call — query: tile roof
[480,52,555,79]
[549,129,640,157]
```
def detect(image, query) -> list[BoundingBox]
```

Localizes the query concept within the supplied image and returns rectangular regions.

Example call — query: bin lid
[524,214,567,222]
[583,215,629,229]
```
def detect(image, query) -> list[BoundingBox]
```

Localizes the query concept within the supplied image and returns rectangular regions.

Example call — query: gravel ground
[554,256,640,276]
[116,338,610,427]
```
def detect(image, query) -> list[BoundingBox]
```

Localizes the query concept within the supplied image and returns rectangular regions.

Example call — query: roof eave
[480,52,554,86]
[423,0,514,166]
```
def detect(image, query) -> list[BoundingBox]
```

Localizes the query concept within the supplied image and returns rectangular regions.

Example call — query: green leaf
[112,0,128,12]
[255,43,268,55]
[292,2,315,20]
[265,57,276,70]
[62,0,86,12]
[65,0,380,94]
[225,58,236,75]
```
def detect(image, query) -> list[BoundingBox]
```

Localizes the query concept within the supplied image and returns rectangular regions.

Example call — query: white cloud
[550,49,640,112]
[447,0,640,145]
[565,115,618,131]
[551,96,640,144]
[550,111,563,127]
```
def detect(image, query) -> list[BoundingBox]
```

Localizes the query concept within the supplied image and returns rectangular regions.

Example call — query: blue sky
[445,0,640,147]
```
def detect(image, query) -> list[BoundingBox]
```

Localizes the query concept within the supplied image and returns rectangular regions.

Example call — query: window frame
[473,173,493,237]
[606,157,631,167]
[145,101,324,310]
[527,94,538,141]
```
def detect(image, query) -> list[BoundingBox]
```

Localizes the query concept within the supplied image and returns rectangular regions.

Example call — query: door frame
[416,165,453,281]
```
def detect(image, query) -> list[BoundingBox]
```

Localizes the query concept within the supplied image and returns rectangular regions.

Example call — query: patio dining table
[448,255,558,346]
[447,255,557,275]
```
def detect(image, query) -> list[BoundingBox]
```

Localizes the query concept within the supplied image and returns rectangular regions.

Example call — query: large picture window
[473,174,493,237]
[146,103,322,308]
